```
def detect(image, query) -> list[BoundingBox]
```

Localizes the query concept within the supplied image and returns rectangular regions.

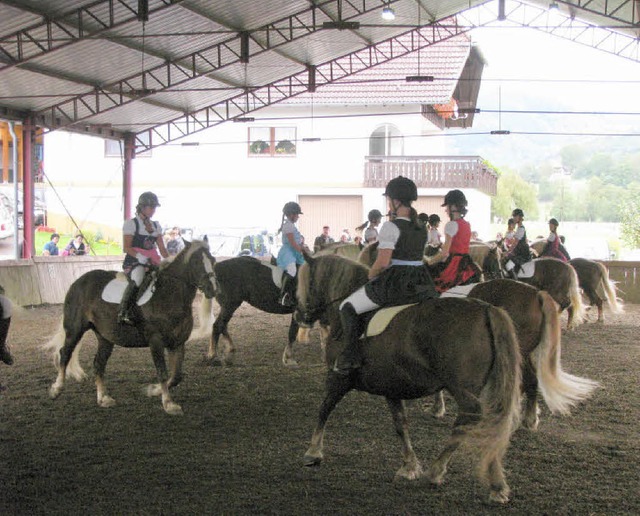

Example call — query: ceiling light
[381,7,395,21]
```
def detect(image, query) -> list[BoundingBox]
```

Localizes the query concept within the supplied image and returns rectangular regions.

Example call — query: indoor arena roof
[1,0,638,152]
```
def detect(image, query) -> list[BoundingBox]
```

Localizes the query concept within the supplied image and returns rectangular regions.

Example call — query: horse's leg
[566,305,574,330]
[94,335,116,408]
[147,335,182,416]
[387,398,423,480]
[427,390,482,486]
[167,345,185,388]
[522,360,540,430]
[210,301,238,366]
[303,374,352,466]
[282,315,299,367]
[49,324,87,399]
[596,298,604,323]
[431,391,446,418]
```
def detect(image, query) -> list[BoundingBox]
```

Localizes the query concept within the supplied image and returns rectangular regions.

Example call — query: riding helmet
[368,209,383,222]
[441,189,467,208]
[548,218,559,226]
[138,191,160,208]
[512,208,524,218]
[383,176,418,203]
[428,213,440,226]
[282,201,303,215]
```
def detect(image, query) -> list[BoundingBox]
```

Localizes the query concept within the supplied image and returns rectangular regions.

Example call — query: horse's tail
[471,306,522,486]
[42,322,86,381]
[595,261,623,314]
[188,295,215,342]
[531,291,599,414]
[567,265,586,329]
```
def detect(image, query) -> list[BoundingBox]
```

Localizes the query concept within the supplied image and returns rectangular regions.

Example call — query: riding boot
[0,317,13,365]
[333,303,364,376]
[117,281,139,325]
[280,272,296,308]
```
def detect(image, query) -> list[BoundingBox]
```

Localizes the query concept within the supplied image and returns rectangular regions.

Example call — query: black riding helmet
[548,218,559,226]
[441,189,467,208]
[137,191,160,208]
[383,176,418,203]
[512,208,524,218]
[283,201,303,216]
[368,209,383,222]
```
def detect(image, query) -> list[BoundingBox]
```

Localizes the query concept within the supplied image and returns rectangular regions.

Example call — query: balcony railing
[364,156,498,196]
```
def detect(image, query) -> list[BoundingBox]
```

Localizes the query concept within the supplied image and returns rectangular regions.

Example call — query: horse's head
[483,245,504,280]
[295,252,369,329]
[176,240,218,298]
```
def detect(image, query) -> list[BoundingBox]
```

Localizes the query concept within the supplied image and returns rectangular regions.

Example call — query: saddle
[101,271,157,305]
[365,304,416,338]
[260,261,285,289]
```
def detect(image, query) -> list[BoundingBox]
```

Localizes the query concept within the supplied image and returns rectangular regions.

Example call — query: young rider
[425,213,442,257]
[540,218,568,262]
[356,209,383,244]
[277,201,306,307]
[334,176,438,376]
[504,208,532,279]
[118,192,169,325]
[433,189,478,292]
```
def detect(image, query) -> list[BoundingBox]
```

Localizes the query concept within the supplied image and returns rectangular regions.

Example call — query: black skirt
[365,265,438,306]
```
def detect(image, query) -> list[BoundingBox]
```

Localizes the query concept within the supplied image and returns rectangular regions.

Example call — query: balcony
[364,156,498,196]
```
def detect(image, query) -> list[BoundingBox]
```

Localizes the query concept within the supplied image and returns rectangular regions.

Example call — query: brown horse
[43,241,217,415]
[569,258,623,322]
[507,257,586,329]
[433,279,599,429]
[315,241,362,260]
[296,254,522,504]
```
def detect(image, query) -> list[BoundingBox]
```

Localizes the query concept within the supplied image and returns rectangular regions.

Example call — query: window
[369,124,404,156]
[248,127,296,157]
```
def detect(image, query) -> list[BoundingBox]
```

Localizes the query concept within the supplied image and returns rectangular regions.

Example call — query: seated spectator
[63,234,89,256]
[166,227,185,256]
[313,226,334,253]
[42,233,60,256]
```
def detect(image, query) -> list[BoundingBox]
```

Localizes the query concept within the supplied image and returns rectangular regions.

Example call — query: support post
[123,134,135,221]
[22,119,34,258]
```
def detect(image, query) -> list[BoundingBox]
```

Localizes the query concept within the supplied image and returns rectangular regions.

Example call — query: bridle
[298,262,348,326]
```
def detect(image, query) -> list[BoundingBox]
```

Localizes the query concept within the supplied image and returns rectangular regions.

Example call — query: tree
[620,197,640,248]
[491,167,538,221]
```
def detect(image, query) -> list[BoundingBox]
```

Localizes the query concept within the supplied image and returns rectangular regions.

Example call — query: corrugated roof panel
[28,39,165,85]
[78,102,183,134]
[161,76,244,112]
[208,52,304,89]
[0,4,42,39]
[0,68,84,112]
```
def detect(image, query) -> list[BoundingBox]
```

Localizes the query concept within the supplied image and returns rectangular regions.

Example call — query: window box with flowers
[248,127,296,157]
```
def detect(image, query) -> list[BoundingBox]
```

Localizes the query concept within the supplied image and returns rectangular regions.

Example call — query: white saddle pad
[261,261,284,289]
[517,261,536,278]
[366,303,416,338]
[440,284,476,298]
[101,273,155,305]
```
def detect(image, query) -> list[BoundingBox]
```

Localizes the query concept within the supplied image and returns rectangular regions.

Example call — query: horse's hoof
[164,402,184,416]
[146,384,162,397]
[303,454,322,467]
[48,384,61,399]
[488,487,510,504]
[394,464,424,481]
[426,465,446,485]
[431,406,445,419]
[98,395,116,408]
[282,358,299,367]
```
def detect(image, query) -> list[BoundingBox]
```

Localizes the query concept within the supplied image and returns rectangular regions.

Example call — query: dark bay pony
[432,279,599,429]
[508,257,586,329]
[569,258,623,322]
[44,241,217,415]
[296,254,522,504]
[208,256,326,366]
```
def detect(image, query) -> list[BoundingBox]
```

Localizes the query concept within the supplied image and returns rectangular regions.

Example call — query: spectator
[63,234,89,256]
[313,225,334,253]
[166,227,185,256]
[42,233,60,256]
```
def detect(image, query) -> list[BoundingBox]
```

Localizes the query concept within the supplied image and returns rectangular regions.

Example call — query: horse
[315,241,362,260]
[569,258,623,322]
[43,241,217,415]
[208,256,327,366]
[505,257,586,329]
[431,279,599,429]
[295,253,522,504]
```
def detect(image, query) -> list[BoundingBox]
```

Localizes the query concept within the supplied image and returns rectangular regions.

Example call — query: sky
[444,26,640,167]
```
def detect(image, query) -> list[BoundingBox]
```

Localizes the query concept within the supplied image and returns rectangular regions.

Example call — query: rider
[540,218,568,262]
[433,189,478,292]
[277,201,306,308]
[334,176,438,376]
[425,213,442,257]
[504,208,532,279]
[118,192,169,325]
[356,209,383,244]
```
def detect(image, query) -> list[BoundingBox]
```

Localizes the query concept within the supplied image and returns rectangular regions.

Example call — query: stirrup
[117,311,136,326]
[280,292,295,308]
[332,356,362,376]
